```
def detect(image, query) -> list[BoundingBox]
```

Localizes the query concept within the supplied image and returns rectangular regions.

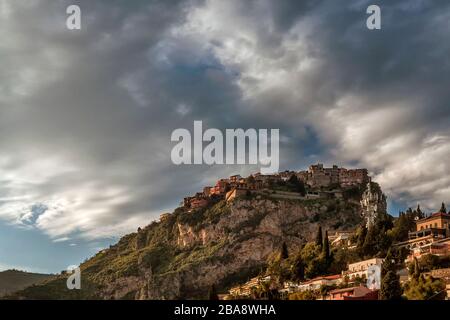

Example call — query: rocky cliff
[360,180,387,228]
[10,192,366,300]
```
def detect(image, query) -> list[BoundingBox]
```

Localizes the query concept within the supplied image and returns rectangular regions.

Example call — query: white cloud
[1,0,450,246]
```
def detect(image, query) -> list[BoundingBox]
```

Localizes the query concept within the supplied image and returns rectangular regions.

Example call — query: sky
[1,0,450,273]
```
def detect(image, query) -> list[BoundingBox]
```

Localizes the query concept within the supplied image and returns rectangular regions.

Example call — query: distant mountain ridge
[0,269,54,297]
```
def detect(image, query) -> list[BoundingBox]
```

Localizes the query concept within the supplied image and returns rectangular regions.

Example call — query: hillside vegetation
[7,189,365,300]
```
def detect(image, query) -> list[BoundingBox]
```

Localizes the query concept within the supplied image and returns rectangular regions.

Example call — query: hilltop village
[176,163,384,230]
[182,163,370,210]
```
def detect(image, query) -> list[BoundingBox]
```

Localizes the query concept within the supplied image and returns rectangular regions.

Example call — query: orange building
[409,212,450,240]
[210,179,230,195]
[416,212,450,231]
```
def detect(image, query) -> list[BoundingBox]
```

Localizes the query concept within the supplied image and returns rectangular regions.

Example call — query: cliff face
[360,181,387,228]
[97,195,361,299]
[11,195,363,300]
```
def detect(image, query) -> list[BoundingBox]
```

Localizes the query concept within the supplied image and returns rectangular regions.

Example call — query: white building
[344,258,384,280]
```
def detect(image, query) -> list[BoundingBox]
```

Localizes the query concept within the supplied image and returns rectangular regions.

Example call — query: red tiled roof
[416,212,450,222]
[330,287,357,294]
[431,212,450,218]
[343,290,379,300]
[330,286,371,296]
[322,274,342,280]
[302,274,341,284]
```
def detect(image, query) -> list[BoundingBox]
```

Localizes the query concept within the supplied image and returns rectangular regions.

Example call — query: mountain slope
[9,191,364,300]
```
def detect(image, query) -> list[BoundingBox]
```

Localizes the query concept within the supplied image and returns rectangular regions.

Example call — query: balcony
[408,228,447,240]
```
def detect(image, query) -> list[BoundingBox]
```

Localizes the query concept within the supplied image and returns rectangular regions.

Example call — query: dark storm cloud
[1,0,449,241]
[187,0,450,207]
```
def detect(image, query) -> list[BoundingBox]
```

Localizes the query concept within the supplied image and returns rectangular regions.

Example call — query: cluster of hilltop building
[182,164,370,211]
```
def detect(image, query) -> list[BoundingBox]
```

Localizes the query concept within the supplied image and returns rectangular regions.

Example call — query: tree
[288,290,317,300]
[267,249,290,285]
[327,246,359,275]
[404,275,446,300]
[380,271,402,300]
[281,242,289,260]
[416,204,424,219]
[300,242,323,279]
[361,212,394,258]
[418,254,441,272]
[315,226,323,248]
[319,284,337,299]
[390,212,416,242]
[291,254,305,281]
[381,249,397,277]
[439,202,447,214]
[355,225,367,257]
[362,226,378,257]
[287,174,298,185]
[208,284,219,300]
[413,257,421,280]
[287,175,306,196]
[407,254,449,280]
[322,230,331,265]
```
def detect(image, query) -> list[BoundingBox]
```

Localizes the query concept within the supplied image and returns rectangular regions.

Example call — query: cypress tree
[280,242,289,260]
[356,225,367,249]
[208,284,219,300]
[380,271,402,300]
[292,254,305,281]
[322,230,330,263]
[413,257,421,280]
[362,226,378,258]
[315,226,323,247]
[439,202,447,214]
[381,249,397,277]
[416,204,424,218]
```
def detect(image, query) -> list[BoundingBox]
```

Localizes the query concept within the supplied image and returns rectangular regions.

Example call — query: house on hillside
[328,286,378,300]
[328,231,354,247]
[297,274,342,292]
[409,212,450,239]
[394,212,450,261]
[228,275,272,298]
[344,258,384,280]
